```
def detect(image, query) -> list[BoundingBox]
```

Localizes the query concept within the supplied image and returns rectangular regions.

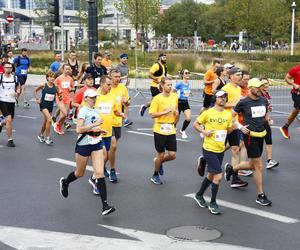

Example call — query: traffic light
[49,0,59,27]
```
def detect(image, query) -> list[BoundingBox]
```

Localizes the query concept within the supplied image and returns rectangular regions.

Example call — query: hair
[242,70,249,77]
[46,71,56,79]
[54,52,61,56]
[94,52,103,60]
[158,77,170,92]
[61,63,70,69]
[3,62,12,67]
[69,50,76,54]
[213,59,221,65]
[100,75,111,84]
[21,48,28,52]
[109,68,121,75]
[179,69,189,79]
[215,66,224,77]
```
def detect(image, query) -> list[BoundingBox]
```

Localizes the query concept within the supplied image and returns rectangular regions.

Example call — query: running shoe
[231,177,248,188]
[64,122,71,130]
[59,177,69,198]
[256,193,272,206]
[7,139,15,147]
[109,169,118,183]
[224,163,234,181]
[208,202,221,215]
[194,194,208,208]
[37,135,45,143]
[197,156,206,177]
[123,119,133,127]
[104,167,109,178]
[45,137,54,145]
[266,159,279,170]
[238,170,253,177]
[54,123,64,135]
[150,175,163,185]
[279,126,289,139]
[88,176,100,195]
[102,204,116,216]
[139,104,147,116]
[179,130,188,139]
[24,102,30,108]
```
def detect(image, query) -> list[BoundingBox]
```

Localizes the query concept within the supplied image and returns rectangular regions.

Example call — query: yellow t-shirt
[95,91,118,138]
[204,69,217,95]
[110,84,129,127]
[221,83,241,112]
[197,108,233,153]
[149,63,166,88]
[149,93,178,135]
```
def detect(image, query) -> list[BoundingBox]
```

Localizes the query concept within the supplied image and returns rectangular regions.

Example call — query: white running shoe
[45,137,53,145]
[180,130,188,139]
[37,135,45,143]
[238,170,253,177]
[266,160,279,170]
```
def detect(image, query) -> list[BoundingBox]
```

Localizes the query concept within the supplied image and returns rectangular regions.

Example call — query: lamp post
[87,0,98,64]
[291,1,296,56]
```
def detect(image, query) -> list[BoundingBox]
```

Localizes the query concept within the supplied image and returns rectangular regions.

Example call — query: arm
[285,73,299,89]
[193,120,213,137]
[33,84,45,104]
[76,118,103,134]
[212,78,220,93]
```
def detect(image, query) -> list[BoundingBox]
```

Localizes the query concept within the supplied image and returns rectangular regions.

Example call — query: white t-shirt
[0,75,17,103]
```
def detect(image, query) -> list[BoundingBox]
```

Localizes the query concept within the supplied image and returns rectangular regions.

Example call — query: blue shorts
[75,142,103,157]
[101,137,112,151]
[203,148,224,174]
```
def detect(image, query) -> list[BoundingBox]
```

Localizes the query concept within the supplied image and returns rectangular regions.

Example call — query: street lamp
[291,1,296,56]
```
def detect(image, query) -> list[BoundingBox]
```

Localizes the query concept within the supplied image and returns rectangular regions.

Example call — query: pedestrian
[59,88,115,216]
[67,50,80,82]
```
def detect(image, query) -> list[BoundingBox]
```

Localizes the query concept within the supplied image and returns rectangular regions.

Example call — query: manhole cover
[166,225,222,242]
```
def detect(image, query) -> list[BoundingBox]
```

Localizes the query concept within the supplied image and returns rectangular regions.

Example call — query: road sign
[6,15,14,23]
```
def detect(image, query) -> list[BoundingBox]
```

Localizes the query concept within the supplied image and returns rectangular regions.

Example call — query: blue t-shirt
[175,81,191,101]
[50,61,61,73]
[14,56,31,76]
[77,106,101,146]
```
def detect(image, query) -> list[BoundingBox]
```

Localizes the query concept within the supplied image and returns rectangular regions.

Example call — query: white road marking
[0,224,257,250]
[127,130,190,142]
[0,145,4,148]
[185,193,299,224]
[2,129,16,133]
[271,126,282,129]
[137,128,153,131]
[16,115,37,119]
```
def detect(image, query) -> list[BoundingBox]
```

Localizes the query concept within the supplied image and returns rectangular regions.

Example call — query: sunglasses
[184,72,190,75]
[4,67,12,69]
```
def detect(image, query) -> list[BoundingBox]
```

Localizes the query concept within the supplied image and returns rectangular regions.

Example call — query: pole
[60,0,64,61]
[291,3,296,56]
[87,0,98,64]
[116,13,119,48]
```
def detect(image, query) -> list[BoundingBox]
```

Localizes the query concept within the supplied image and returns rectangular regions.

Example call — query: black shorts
[0,101,15,118]
[18,75,28,86]
[154,132,177,153]
[112,126,122,140]
[178,100,190,113]
[150,86,160,97]
[203,148,224,174]
[75,142,103,157]
[226,129,240,147]
[292,92,300,109]
[264,122,272,145]
[243,134,264,158]
[203,94,213,109]
[40,104,53,113]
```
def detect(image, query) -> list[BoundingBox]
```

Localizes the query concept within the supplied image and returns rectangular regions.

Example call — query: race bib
[98,102,112,114]
[95,77,100,86]
[183,90,190,97]
[61,81,70,89]
[87,135,102,145]
[21,69,27,75]
[160,124,173,133]
[215,130,227,142]
[251,106,266,118]
[44,93,55,101]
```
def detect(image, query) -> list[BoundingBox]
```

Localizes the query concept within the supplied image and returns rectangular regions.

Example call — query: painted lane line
[16,115,37,119]
[0,145,4,148]
[2,129,16,133]
[136,128,153,131]
[185,193,299,224]
[127,130,190,142]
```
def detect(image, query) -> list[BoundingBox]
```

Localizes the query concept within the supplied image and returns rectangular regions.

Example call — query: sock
[65,172,77,185]
[110,169,115,173]
[153,171,159,176]
[181,120,190,131]
[96,178,108,207]
[210,183,219,203]
[196,177,212,196]
[267,159,271,163]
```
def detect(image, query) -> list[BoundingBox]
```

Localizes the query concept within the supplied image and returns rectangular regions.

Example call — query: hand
[189,92,193,97]
[35,99,40,104]
[173,110,179,116]
[94,118,104,126]
[241,125,250,134]
[294,84,300,90]
[203,130,213,137]
[268,105,273,112]
[164,108,173,115]
[100,129,107,135]
[268,119,274,126]
[232,122,238,130]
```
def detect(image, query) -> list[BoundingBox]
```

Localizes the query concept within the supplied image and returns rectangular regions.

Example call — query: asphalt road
[0,87,300,250]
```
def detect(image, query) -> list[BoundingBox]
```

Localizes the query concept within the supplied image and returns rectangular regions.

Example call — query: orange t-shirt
[238,87,249,124]
[55,75,74,103]
[204,69,217,95]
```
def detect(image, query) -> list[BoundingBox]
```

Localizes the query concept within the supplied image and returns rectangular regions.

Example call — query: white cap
[84,89,98,98]
[224,63,234,69]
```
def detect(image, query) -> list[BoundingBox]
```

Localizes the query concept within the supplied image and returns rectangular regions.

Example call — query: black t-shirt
[234,96,268,132]
[86,64,107,88]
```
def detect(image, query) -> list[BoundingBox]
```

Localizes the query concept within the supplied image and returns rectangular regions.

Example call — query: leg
[265,144,272,161]
[163,151,176,163]
[181,109,191,131]
[251,157,264,195]
[108,136,118,170]
[56,102,68,125]
[5,115,13,140]
[286,108,299,126]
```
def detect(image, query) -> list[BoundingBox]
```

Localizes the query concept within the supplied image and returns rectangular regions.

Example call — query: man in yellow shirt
[193,90,233,215]
[139,53,167,116]
[108,69,131,183]
[149,78,178,185]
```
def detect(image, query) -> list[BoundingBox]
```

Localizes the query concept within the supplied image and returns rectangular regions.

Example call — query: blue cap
[120,53,128,59]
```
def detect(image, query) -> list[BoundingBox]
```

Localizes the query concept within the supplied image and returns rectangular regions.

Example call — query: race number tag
[160,124,173,133]
[95,78,100,86]
[215,130,227,142]
[87,135,101,145]
[44,93,55,101]
[21,69,27,75]
[183,90,190,97]
[251,106,266,118]
[61,81,70,89]
[98,103,112,114]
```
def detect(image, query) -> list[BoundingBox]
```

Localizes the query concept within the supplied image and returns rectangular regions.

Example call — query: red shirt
[0,65,4,74]
[73,86,96,105]
[289,66,300,93]
[55,75,74,103]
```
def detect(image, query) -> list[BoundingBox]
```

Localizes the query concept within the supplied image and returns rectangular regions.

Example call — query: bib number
[215,130,227,142]
[95,78,100,86]
[61,81,70,89]
[251,106,266,118]
[87,135,101,145]
[183,90,190,97]
[98,103,112,114]
[21,69,27,75]
[160,124,173,133]
[44,93,55,101]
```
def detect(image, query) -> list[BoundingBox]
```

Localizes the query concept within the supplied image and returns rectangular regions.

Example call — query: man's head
[54,52,61,62]
[212,59,221,69]
[100,75,112,93]
[7,50,13,58]
[110,68,121,86]
[83,73,94,87]
[248,78,264,97]
[94,52,103,66]
[3,62,13,74]
[215,66,225,77]
[260,77,270,92]
[214,89,228,107]
[228,67,242,84]
[61,64,72,76]
[239,70,250,88]
[120,53,128,64]
[21,48,28,57]
[158,53,167,64]
[69,50,77,60]
[104,50,111,59]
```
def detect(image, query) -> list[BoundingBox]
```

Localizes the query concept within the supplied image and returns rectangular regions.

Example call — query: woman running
[212,66,226,93]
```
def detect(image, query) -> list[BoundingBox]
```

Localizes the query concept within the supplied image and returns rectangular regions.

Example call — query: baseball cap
[228,67,241,76]
[120,53,128,59]
[248,78,264,88]
[84,89,98,98]
[215,90,227,98]
[224,63,234,69]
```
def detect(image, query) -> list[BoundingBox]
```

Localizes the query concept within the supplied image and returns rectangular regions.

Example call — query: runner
[260,78,279,169]
[225,78,272,206]
[174,69,192,139]
[76,62,89,88]
[108,69,131,183]
[59,88,115,216]
[149,78,178,185]
[86,53,107,89]
[0,62,20,147]
[212,66,226,93]
[67,50,80,82]
[14,48,32,108]
[280,64,300,139]
[34,71,59,145]
[101,50,112,73]
[7,50,14,64]
[193,90,233,215]
[53,64,75,135]
[139,53,167,116]
[50,52,62,74]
